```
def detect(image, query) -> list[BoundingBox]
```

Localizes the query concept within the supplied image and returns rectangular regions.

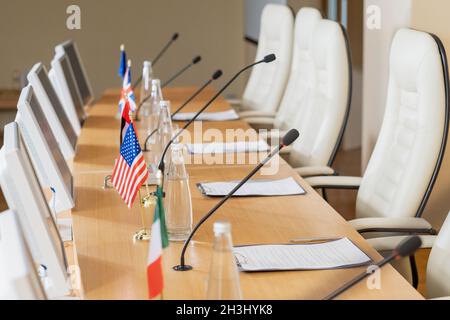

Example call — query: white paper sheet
[198,177,306,197]
[172,109,240,122]
[233,238,372,272]
[186,140,270,154]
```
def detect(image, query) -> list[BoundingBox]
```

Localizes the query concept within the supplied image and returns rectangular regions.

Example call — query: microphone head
[172,33,179,41]
[282,129,299,147]
[264,54,276,63]
[193,55,202,64]
[212,69,223,80]
[395,236,422,258]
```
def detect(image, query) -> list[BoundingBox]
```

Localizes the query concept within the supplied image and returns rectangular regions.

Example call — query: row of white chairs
[236,5,450,294]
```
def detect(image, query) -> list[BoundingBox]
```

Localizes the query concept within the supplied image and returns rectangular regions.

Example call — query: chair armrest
[295,166,336,178]
[239,111,277,119]
[349,217,436,235]
[245,117,275,126]
[227,98,244,112]
[226,98,243,106]
[279,145,292,155]
[305,176,362,190]
[259,130,287,142]
[245,117,275,130]
[367,235,436,252]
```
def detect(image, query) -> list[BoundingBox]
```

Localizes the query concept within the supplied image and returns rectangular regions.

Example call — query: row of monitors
[0,123,68,299]
[0,40,94,299]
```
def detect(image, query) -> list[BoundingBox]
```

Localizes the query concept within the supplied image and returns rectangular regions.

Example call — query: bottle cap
[213,221,231,235]
[152,79,161,85]
[144,61,152,68]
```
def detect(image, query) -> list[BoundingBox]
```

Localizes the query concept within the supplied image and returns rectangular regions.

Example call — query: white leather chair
[247,11,352,178]
[231,4,293,115]
[288,19,351,177]
[367,212,450,299]
[241,7,322,121]
[305,29,450,278]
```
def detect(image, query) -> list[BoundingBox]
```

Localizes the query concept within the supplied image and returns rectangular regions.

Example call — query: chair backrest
[274,8,322,130]
[427,213,450,299]
[242,4,293,113]
[288,19,352,168]
[356,29,449,220]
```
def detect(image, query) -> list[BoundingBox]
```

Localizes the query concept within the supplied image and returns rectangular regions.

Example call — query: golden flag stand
[128,108,154,242]
[132,189,153,242]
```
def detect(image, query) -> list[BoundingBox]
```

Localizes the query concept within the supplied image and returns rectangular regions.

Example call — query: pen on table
[289,237,342,244]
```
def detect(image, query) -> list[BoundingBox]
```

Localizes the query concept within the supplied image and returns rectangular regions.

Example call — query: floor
[0,144,431,298]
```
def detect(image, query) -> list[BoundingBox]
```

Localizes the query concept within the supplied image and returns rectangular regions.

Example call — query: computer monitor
[0,210,47,300]
[55,40,94,106]
[15,85,74,213]
[49,51,87,136]
[0,122,70,299]
[27,62,77,160]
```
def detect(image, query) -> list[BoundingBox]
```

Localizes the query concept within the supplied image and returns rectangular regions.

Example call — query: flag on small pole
[111,122,148,208]
[119,59,137,144]
[147,171,169,299]
[118,44,127,79]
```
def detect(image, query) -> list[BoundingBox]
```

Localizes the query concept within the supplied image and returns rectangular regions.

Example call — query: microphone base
[173,264,193,272]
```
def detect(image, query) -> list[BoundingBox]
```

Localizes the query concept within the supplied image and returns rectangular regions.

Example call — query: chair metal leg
[410,255,419,289]
[322,189,328,202]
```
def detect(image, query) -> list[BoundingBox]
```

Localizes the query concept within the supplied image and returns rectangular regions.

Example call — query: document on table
[172,109,240,121]
[186,140,270,154]
[233,238,372,272]
[197,177,306,197]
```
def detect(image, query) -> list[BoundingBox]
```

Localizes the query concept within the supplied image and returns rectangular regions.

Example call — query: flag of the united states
[111,124,148,208]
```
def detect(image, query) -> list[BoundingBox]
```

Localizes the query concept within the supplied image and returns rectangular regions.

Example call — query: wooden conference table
[70,87,423,300]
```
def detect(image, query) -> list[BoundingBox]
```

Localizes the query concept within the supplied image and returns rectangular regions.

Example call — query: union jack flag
[119,61,137,143]
[111,124,149,208]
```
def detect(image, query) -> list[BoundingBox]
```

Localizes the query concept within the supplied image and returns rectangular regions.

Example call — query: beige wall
[410,0,450,228]
[0,0,246,99]
[362,0,412,166]
[288,0,325,15]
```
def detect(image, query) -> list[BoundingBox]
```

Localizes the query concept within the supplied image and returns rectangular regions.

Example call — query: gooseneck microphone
[161,55,202,89]
[142,69,223,152]
[133,32,179,89]
[157,54,277,174]
[173,129,300,272]
[153,32,179,66]
[324,235,422,300]
[172,69,223,118]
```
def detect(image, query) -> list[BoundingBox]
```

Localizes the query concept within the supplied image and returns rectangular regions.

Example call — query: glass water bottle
[144,80,164,183]
[146,79,163,135]
[140,60,153,119]
[157,100,174,151]
[206,221,243,300]
[164,142,193,241]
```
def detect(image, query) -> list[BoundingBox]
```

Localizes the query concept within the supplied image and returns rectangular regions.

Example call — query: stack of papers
[172,109,240,122]
[197,177,306,197]
[233,238,372,272]
[186,140,270,155]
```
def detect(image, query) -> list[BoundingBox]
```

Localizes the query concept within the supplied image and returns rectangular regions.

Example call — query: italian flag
[147,186,169,299]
